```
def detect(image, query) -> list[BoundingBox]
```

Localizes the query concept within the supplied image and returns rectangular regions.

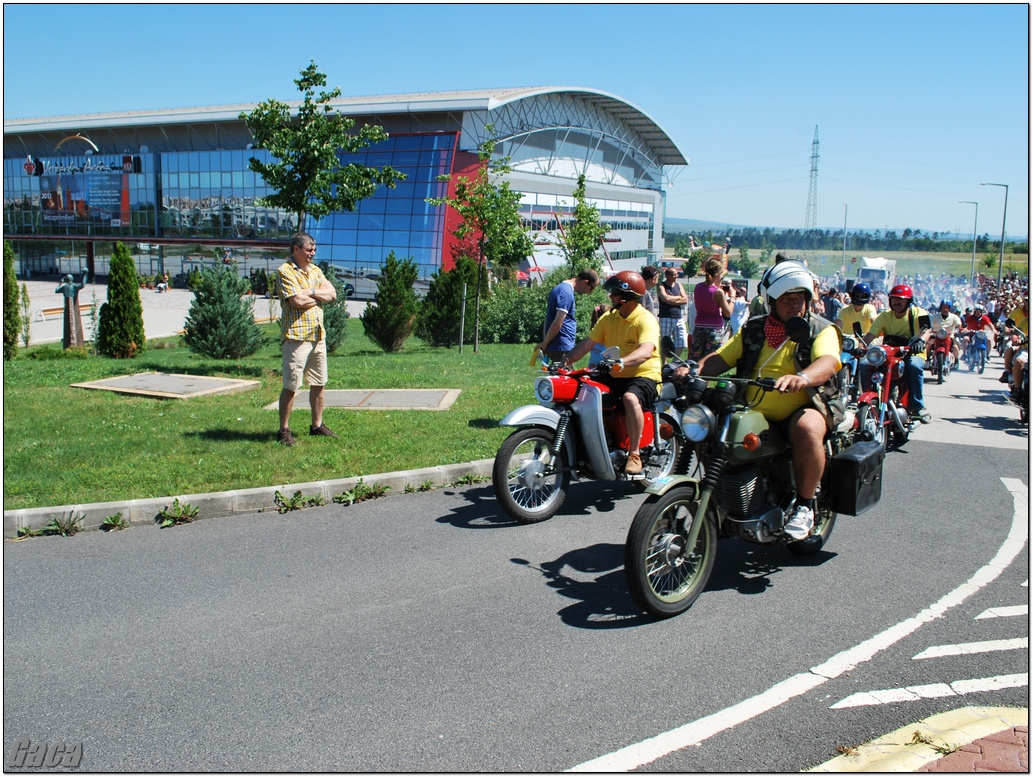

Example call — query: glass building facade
[4,87,686,291]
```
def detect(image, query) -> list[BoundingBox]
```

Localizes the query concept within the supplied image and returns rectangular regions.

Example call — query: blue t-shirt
[545,280,577,352]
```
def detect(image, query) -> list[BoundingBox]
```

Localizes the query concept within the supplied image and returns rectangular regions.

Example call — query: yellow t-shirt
[589,305,662,384]
[715,322,842,421]
[869,305,929,343]
[277,261,328,343]
[1007,306,1029,337]
[836,303,877,336]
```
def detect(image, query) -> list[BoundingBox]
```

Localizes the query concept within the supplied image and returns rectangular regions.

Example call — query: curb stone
[3,458,495,537]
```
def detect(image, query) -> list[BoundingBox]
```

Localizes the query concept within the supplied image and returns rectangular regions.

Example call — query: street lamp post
[980,183,1008,288]
[959,201,978,282]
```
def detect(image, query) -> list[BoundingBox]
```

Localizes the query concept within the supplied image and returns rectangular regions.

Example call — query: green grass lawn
[3,320,533,510]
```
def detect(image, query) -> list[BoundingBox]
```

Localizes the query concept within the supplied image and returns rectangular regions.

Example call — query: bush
[96,242,146,358]
[415,255,488,348]
[360,252,421,352]
[182,264,268,359]
[4,241,20,361]
[480,267,609,345]
[317,261,350,354]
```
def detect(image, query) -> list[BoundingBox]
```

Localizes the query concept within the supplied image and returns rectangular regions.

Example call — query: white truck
[855,257,896,292]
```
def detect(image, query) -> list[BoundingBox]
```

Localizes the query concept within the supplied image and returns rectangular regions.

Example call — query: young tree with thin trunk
[428,128,532,352]
[240,61,405,229]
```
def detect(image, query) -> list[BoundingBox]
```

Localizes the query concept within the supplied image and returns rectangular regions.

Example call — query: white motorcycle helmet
[759,260,815,310]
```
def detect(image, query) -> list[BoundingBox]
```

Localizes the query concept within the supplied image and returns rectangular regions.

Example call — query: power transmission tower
[804,126,819,230]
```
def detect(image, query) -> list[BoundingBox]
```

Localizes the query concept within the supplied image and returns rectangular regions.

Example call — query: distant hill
[663,217,1027,242]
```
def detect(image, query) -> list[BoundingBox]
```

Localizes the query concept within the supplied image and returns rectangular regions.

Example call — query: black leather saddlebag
[828,441,885,516]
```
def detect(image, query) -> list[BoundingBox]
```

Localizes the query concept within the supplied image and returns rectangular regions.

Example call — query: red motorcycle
[852,316,931,450]
[492,348,688,523]
[927,327,955,384]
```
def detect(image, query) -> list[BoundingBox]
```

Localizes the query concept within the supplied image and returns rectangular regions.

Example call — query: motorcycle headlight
[681,404,716,443]
[935,328,949,339]
[534,376,554,403]
[864,346,887,367]
[842,336,857,352]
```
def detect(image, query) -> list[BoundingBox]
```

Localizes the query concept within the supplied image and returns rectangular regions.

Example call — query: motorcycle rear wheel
[635,413,692,490]
[492,427,570,524]
[624,489,717,618]
[787,504,837,555]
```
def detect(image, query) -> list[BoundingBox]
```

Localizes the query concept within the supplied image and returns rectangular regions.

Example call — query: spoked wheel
[978,350,986,374]
[624,489,717,618]
[888,387,910,448]
[787,503,837,555]
[492,427,570,524]
[636,413,692,490]
[856,403,887,450]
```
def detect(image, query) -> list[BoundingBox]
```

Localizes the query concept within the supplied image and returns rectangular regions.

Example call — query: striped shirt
[277,261,327,343]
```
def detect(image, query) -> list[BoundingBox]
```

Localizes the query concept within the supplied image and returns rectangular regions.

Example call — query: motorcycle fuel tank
[725,409,786,464]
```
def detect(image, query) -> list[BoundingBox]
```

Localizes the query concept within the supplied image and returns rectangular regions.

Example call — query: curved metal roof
[4,86,687,167]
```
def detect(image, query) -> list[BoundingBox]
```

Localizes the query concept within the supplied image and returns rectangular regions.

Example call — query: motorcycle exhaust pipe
[887,401,909,433]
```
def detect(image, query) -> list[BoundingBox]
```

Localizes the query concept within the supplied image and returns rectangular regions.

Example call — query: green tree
[239,61,405,228]
[736,242,760,279]
[556,174,609,275]
[361,252,421,352]
[317,261,350,354]
[96,242,146,358]
[428,127,532,352]
[3,241,20,360]
[182,264,268,359]
[416,255,486,348]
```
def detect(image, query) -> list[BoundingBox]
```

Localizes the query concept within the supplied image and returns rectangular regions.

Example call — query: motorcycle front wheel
[856,403,887,450]
[492,427,570,524]
[624,489,717,618]
[936,353,945,384]
[978,349,986,374]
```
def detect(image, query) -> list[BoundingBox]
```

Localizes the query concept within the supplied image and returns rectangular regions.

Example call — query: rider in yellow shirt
[864,284,932,423]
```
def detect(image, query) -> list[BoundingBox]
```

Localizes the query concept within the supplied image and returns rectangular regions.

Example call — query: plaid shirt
[277,261,327,343]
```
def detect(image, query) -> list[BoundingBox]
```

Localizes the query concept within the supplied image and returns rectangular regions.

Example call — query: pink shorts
[281,339,328,392]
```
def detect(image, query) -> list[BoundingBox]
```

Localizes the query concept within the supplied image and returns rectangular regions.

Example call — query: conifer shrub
[360,252,421,352]
[4,241,20,361]
[415,255,488,348]
[182,264,267,359]
[96,242,146,358]
[317,261,350,354]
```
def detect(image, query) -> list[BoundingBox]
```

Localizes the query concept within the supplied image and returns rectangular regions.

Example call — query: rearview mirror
[852,322,864,338]
[660,335,676,358]
[785,316,811,343]
[918,314,931,331]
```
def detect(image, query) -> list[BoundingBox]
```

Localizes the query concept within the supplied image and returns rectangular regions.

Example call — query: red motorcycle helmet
[888,284,914,306]
[603,270,646,301]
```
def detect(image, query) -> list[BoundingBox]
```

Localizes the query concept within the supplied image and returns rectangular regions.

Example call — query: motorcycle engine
[716,465,783,544]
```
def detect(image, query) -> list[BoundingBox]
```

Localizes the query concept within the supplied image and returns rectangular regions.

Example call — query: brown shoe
[309,424,338,438]
[277,428,297,447]
[625,452,643,475]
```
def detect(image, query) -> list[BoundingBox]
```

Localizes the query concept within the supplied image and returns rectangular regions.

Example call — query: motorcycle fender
[498,405,561,429]
[856,390,879,405]
[642,474,701,498]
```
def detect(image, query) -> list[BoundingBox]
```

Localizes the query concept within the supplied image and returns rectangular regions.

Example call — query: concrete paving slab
[71,372,260,399]
[263,388,461,411]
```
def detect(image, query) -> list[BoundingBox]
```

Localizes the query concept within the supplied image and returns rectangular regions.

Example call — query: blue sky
[4,3,1028,237]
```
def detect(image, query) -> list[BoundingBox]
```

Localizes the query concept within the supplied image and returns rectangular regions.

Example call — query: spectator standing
[657,267,689,358]
[725,280,750,335]
[535,269,598,365]
[276,232,338,446]
[689,258,734,361]
[640,265,660,319]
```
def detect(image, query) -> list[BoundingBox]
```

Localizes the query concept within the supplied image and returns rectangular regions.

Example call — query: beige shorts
[281,339,328,392]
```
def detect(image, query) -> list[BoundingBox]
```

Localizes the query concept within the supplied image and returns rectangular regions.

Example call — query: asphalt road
[3,359,1027,772]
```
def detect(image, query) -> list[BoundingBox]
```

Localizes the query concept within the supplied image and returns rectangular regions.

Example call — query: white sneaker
[783,505,814,540]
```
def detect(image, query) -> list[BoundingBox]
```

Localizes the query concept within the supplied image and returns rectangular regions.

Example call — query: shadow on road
[511,544,650,630]
[704,539,837,597]
[437,481,640,529]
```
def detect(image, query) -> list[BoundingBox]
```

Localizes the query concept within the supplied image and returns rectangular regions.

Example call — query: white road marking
[831,673,1029,709]
[567,478,1028,773]
[913,637,1028,659]
[975,604,1029,619]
